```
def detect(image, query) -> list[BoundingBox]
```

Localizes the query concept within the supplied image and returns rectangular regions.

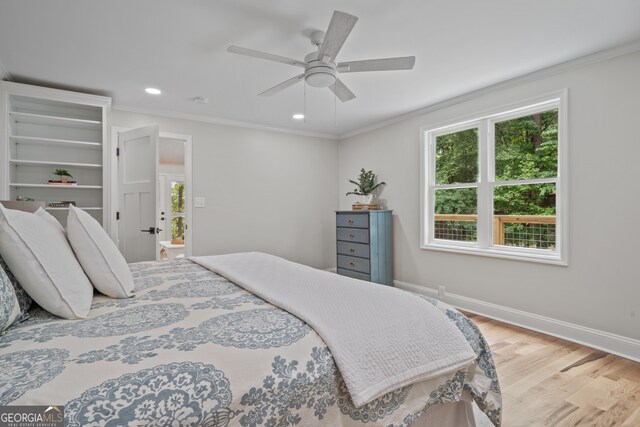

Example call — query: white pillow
[67,206,134,298]
[0,204,92,319]
[34,207,66,235]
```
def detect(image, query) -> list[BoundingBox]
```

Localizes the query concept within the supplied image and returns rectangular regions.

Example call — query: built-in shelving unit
[0,82,111,228]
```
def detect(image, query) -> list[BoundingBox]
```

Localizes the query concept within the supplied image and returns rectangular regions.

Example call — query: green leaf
[346,169,386,196]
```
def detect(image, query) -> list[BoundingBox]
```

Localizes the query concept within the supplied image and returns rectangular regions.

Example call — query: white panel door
[117,125,159,262]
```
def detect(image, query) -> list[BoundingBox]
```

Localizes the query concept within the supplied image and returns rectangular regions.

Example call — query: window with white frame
[421,94,567,264]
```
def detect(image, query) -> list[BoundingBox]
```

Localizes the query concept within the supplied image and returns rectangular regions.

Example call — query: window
[171,180,185,240]
[421,93,567,264]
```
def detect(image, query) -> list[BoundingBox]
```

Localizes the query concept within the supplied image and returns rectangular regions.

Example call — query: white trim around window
[420,90,568,265]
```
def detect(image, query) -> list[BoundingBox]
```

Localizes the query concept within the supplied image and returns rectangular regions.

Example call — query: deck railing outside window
[434,214,556,249]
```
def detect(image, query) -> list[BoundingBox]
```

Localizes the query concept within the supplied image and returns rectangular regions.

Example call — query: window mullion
[426,133,436,244]
[476,120,491,248]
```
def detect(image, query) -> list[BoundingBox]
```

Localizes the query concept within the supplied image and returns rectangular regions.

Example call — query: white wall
[338,51,640,348]
[112,110,339,269]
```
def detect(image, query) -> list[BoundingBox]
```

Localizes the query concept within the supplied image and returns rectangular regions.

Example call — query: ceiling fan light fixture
[305,73,336,88]
[304,62,337,88]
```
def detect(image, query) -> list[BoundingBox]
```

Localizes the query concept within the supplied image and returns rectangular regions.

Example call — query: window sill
[420,242,567,266]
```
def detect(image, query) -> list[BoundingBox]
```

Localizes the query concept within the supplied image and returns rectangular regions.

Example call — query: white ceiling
[1,1,639,137]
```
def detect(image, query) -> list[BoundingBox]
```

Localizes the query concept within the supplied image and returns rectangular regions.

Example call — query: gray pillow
[0,255,31,323]
[0,259,20,331]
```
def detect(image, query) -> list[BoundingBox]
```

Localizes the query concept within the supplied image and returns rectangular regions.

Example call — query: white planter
[361,194,374,205]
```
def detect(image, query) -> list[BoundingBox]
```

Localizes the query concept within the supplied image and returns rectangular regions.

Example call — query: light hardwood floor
[466,313,640,427]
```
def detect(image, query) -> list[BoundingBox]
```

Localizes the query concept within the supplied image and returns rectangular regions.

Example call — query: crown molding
[339,39,640,140]
[113,104,338,140]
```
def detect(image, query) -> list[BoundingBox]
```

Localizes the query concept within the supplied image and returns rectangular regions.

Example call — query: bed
[0,259,501,426]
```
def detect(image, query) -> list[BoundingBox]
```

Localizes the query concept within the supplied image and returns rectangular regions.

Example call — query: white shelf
[10,135,102,149]
[10,159,102,169]
[9,111,102,129]
[10,183,103,190]
[45,206,103,211]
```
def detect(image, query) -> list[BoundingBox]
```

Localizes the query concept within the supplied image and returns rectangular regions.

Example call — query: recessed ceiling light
[145,87,162,95]
[292,113,304,120]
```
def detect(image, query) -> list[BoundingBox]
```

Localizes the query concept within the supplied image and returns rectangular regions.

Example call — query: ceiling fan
[227,10,416,102]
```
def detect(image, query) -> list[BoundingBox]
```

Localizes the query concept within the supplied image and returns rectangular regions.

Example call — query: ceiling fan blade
[227,45,307,68]
[258,74,305,97]
[317,11,358,62]
[337,56,416,73]
[329,78,356,102]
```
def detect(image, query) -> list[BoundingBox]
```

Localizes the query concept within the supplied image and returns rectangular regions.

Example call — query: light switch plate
[194,197,205,208]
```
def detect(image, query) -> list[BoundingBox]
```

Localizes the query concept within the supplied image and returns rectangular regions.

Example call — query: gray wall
[338,51,640,342]
[112,110,339,269]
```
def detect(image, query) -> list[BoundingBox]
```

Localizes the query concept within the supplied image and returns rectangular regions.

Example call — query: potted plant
[54,169,73,183]
[346,168,386,205]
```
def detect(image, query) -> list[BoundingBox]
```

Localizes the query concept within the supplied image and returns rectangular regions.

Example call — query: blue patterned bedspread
[0,260,501,426]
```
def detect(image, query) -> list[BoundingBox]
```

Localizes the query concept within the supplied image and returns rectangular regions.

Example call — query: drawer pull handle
[349,262,356,267]
[348,219,354,224]
[349,234,355,239]
[349,248,355,253]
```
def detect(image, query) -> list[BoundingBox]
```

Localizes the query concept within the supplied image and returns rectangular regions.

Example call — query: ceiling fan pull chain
[334,85,337,127]
[303,81,307,123]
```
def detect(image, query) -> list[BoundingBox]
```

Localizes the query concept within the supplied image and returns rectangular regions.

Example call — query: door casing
[110,127,193,258]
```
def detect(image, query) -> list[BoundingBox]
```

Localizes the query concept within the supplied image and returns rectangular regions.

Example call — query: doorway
[158,138,186,260]
[110,127,192,263]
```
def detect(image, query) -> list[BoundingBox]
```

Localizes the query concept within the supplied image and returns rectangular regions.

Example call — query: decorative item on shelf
[15,196,35,202]
[52,168,74,184]
[48,180,78,186]
[47,201,76,208]
[346,168,386,210]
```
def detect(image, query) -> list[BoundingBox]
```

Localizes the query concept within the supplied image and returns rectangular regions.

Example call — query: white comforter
[191,252,476,408]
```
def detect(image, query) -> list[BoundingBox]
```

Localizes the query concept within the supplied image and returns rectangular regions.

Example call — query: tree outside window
[171,181,185,240]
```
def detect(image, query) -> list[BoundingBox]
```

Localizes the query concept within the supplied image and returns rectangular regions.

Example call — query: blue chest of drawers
[336,210,393,286]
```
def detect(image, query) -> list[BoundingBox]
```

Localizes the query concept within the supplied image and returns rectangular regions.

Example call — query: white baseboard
[394,280,640,363]
[324,267,337,273]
